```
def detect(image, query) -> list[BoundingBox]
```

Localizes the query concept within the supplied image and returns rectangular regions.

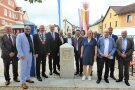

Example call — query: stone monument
[60,43,74,78]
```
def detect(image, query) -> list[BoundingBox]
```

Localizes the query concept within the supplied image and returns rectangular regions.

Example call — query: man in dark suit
[1,26,20,85]
[108,27,118,80]
[116,30,134,86]
[93,31,100,42]
[57,30,65,71]
[47,25,60,75]
[74,30,83,76]
[33,25,48,81]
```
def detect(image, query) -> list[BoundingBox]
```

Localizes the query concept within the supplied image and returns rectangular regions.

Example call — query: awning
[113,27,135,36]
[12,24,24,29]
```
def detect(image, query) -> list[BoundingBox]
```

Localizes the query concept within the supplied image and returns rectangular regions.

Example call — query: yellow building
[103,6,121,30]
[90,16,103,34]
[103,3,135,31]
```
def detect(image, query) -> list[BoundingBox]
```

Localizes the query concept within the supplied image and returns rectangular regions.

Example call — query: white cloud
[16,0,135,27]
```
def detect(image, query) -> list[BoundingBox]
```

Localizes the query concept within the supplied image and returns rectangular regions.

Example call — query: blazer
[97,37,116,58]
[111,34,118,42]
[33,33,48,55]
[74,36,83,54]
[1,34,17,59]
[47,32,60,53]
[64,37,74,47]
[16,33,34,59]
[116,37,134,61]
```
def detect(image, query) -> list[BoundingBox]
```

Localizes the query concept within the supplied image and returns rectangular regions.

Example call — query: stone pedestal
[60,43,74,78]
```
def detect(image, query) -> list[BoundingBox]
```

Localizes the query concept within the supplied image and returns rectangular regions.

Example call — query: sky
[16,0,135,27]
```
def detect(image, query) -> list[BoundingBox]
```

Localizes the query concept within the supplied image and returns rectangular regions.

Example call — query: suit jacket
[111,34,118,42]
[116,37,134,61]
[64,37,74,47]
[59,36,66,46]
[47,32,60,54]
[74,36,83,55]
[1,34,17,59]
[16,33,34,59]
[97,37,116,58]
[33,33,48,55]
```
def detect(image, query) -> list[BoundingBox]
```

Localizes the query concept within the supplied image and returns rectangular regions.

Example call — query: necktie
[51,32,54,40]
[8,34,13,46]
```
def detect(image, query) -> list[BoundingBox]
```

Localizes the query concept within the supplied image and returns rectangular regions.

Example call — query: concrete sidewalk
[0,50,135,89]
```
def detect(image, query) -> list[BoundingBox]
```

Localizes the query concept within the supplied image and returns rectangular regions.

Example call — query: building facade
[0,0,24,29]
[90,16,103,34]
[103,3,135,31]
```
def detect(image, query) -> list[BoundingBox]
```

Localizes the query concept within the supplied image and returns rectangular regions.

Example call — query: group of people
[0,25,134,89]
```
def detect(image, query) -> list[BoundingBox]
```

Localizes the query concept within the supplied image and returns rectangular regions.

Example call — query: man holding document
[96,30,116,84]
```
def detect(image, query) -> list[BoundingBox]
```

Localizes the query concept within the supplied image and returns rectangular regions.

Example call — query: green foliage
[24,0,45,3]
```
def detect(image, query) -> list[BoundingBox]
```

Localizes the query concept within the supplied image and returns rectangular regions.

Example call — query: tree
[24,0,45,3]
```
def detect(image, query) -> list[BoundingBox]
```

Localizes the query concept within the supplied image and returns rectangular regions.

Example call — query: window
[4,9,7,16]
[12,12,15,19]
[11,1,14,7]
[105,24,106,28]
[9,11,11,18]
[115,21,117,27]
[127,15,132,22]
[110,13,112,18]
[110,22,111,27]
[8,0,11,5]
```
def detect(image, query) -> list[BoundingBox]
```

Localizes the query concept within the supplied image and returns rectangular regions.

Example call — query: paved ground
[0,50,135,89]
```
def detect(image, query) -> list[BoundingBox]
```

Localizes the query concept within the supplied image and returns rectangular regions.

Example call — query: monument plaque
[60,43,74,78]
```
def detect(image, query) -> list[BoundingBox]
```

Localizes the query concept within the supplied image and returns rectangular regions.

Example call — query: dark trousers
[110,56,115,76]
[3,57,18,81]
[57,55,60,70]
[97,57,111,80]
[75,51,83,74]
[48,52,59,72]
[118,58,130,81]
[36,54,47,77]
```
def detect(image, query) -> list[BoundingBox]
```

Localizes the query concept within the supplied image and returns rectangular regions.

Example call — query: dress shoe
[26,79,34,83]
[110,76,116,80]
[37,77,42,81]
[125,81,130,86]
[74,72,79,75]
[42,74,48,78]
[116,79,123,82]
[79,73,83,77]
[96,79,101,84]
[104,79,109,83]
[21,83,28,89]
[53,71,60,76]
[14,78,20,82]
[49,72,53,75]
[5,81,10,85]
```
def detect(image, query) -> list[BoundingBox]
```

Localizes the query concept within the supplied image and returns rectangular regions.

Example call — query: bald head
[103,30,109,38]
[5,26,12,34]
[39,25,45,33]
[67,32,72,38]
[24,26,31,34]
[121,30,127,38]
[50,25,55,32]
